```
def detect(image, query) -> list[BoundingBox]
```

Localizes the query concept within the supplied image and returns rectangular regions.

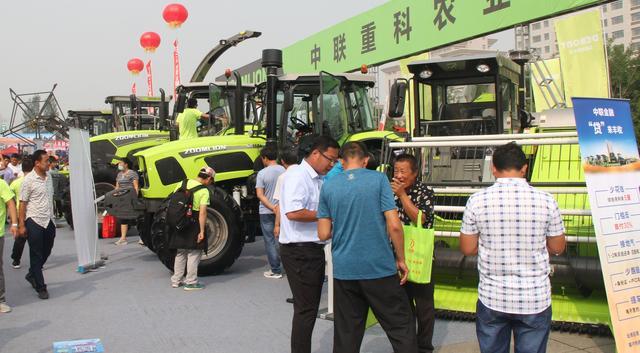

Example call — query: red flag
[173,40,181,97]
[146,60,154,97]
[132,82,137,95]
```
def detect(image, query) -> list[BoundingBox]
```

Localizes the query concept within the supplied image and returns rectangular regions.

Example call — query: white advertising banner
[68,128,100,272]
[573,98,640,352]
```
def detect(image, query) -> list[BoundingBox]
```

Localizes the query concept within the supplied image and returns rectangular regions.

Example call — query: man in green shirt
[0,177,19,313]
[10,158,33,269]
[170,166,214,291]
[176,98,209,140]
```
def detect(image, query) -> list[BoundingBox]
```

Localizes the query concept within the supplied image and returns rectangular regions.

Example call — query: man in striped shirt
[460,142,566,353]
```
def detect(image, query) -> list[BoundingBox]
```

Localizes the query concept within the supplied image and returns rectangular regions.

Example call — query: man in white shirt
[279,136,339,353]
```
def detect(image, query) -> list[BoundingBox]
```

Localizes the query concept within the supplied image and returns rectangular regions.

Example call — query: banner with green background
[282,0,613,73]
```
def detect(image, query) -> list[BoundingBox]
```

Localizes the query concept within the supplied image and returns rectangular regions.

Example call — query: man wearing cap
[170,166,215,291]
[176,98,209,140]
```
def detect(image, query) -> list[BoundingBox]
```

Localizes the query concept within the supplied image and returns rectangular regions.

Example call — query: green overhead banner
[282,0,612,73]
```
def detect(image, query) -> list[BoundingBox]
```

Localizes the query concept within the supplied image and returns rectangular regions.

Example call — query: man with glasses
[279,135,339,353]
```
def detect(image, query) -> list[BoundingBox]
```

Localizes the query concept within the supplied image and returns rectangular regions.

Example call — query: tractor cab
[104,92,171,132]
[274,73,377,145]
[67,110,113,137]
[400,53,522,137]
[172,82,257,138]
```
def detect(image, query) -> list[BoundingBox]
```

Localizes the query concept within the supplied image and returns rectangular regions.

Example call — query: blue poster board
[572,97,640,352]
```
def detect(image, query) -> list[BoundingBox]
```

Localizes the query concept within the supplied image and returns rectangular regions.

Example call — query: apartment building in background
[520,0,639,59]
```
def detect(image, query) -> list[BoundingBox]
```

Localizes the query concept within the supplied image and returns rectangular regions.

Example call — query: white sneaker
[263,270,283,279]
[0,302,12,313]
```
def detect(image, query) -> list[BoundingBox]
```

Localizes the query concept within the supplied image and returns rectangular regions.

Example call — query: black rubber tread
[150,186,244,276]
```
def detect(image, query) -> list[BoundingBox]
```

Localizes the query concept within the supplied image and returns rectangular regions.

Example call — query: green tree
[607,43,640,142]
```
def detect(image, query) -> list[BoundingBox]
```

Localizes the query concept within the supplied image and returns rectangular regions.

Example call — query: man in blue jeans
[256,145,285,279]
[460,142,566,353]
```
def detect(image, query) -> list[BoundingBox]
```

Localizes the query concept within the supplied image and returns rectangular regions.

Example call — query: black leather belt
[281,242,325,248]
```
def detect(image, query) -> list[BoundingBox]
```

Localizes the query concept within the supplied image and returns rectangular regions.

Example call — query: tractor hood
[135,135,265,199]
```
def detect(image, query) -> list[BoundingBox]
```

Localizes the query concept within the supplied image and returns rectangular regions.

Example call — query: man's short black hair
[279,144,298,166]
[308,135,339,157]
[340,141,368,161]
[21,157,34,173]
[32,150,48,164]
[187,98,198,108]
[394,153,418,173]
[260,145,278,161]
[492,142,527,171]
[10,153,21,160]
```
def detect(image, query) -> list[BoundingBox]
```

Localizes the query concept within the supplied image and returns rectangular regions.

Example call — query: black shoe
[286,297,294,304]
[12,260,20,269]
[25,274,36,289]
[37,290,49,300]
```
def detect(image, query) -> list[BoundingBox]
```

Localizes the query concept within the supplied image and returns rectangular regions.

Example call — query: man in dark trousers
[278,136,339,353]
[19,150,55,300]
[318,142,418,353]
[10,157,34,269]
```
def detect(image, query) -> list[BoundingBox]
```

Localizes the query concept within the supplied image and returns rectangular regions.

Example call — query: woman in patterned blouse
[391,153,435,353]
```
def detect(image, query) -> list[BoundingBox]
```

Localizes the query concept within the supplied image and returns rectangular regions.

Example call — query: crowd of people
[249,137,566,353]
[0,138,568,353]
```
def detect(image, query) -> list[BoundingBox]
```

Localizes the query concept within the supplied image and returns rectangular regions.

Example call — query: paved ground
[0,225,616,353]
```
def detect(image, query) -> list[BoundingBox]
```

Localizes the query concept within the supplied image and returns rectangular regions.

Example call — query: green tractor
[63,92,172,230]
[135,49,401,275]
[385,53,608,334]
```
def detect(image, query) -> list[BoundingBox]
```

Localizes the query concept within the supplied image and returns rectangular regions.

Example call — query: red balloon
[163,3,188,28]
[140,32,161,52]
[127,58,144,75]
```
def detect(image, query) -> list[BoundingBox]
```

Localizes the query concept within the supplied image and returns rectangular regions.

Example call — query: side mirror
[388,80,407,118]
[283,89,294,113]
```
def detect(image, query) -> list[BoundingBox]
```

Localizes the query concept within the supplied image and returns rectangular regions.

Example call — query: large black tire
[151,187,244,276]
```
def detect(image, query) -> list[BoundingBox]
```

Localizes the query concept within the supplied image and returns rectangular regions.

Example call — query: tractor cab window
[281,90,317,144]
[120,114,160,131]
[346,85,376,133]
[421,82,498,137]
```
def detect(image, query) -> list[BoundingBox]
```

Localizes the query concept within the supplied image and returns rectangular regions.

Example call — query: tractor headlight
[419,69,433,79]
[476,64,491,73]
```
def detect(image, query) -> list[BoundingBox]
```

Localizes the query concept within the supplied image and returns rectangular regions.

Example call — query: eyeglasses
[318,150,338,165]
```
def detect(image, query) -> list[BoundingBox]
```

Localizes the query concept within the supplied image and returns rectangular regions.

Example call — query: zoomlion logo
[183,145,227,156]
[114,133,150,141]
[559,34,600,55]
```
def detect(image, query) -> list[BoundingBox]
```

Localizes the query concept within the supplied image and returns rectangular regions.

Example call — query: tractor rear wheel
[151,187,244,276]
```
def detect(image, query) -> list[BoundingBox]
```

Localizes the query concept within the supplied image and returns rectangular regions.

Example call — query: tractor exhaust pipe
[262,49,282,145]
[233,71,245,135]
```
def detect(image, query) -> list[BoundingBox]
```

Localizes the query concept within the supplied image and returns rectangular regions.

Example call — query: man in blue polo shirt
[318,141,417,353]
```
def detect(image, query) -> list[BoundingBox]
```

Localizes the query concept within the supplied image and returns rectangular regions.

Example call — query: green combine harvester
[135,49,401,275]
[384,53,609,334]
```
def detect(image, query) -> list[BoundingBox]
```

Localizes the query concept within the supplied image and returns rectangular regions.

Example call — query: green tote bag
[403,210,435,284]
